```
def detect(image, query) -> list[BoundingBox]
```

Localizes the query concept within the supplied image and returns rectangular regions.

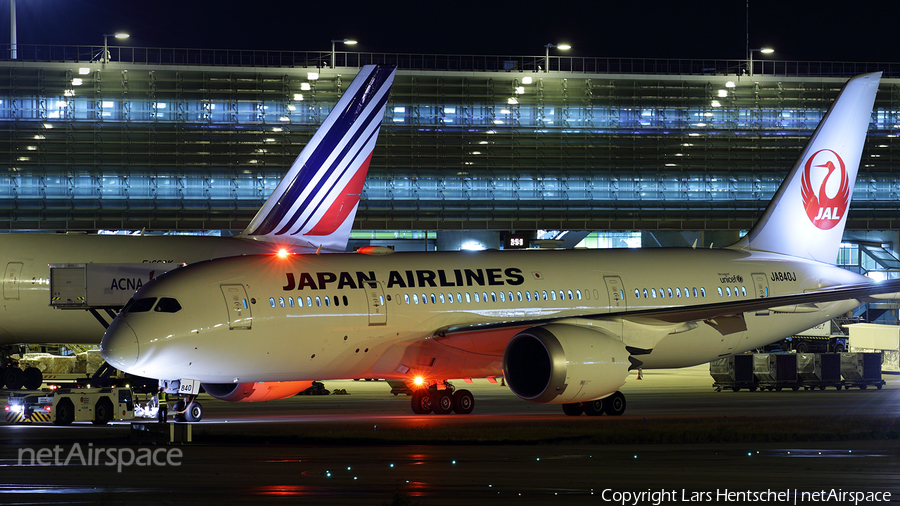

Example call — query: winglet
[728,72,881,264]
[239,65,397,251]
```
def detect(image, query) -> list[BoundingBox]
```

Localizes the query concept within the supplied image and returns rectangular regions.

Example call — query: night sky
[1,0,898,63]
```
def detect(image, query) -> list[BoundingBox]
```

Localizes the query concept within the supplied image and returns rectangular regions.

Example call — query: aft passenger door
[220,284,252,330]
[751,273,769,298]
[603,276,627,312]
[4,262,23,300]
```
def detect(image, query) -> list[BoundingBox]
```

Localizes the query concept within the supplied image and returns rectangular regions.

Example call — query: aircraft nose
[101,320,140,370]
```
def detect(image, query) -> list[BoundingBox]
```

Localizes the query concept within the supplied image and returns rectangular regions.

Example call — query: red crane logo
[800,149,850,230]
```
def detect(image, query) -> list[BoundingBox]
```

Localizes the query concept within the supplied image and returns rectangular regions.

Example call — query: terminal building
[0,47,899,276]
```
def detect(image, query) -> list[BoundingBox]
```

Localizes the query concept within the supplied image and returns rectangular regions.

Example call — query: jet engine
[202,381,313,402]
[502,324,630,404]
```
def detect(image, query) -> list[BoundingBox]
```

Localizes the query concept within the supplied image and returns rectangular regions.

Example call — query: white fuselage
[0,234,294,345]
[105,248,867,384]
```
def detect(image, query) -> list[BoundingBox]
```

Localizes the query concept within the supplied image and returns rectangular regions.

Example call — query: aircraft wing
[424,278,900,361]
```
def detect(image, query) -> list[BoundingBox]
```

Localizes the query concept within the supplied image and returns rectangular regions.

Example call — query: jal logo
[800,149,850,230]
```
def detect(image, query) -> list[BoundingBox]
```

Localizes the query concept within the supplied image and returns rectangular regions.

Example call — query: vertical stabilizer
[239,65,396,251]
[728,72,881,264]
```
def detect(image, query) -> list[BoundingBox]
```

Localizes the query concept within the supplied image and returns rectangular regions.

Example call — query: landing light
[413,376,425,387]
[277,248,290,258]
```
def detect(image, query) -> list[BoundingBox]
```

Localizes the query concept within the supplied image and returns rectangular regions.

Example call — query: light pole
[10,0,16,59]
[330,38,357,69]
[748,47,773,77]
[543,43,571,73]
[102,32,130,64]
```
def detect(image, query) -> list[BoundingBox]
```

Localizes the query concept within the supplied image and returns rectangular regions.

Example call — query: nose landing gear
[159,379,204,422]
[170,396,204,422]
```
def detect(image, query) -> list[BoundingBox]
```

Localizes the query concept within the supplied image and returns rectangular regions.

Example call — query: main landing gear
[561,391,627,416]
[410,381,474,415]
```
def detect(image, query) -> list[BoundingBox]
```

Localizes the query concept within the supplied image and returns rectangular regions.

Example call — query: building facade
[1,50,899,235]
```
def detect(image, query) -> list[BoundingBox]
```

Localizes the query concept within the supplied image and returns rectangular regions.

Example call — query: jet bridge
[49,263,179,328]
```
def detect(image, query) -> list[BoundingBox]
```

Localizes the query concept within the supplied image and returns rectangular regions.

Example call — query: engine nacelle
[502,324,631,404]
[202,381,313,402]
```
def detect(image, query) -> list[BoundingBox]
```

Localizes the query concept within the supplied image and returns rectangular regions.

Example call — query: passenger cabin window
[154,298,182,313]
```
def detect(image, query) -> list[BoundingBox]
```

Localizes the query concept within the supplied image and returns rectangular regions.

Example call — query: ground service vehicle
[6,387,135,425]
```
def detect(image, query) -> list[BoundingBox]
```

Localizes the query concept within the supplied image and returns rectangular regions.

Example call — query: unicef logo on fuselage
[800,149,850,230]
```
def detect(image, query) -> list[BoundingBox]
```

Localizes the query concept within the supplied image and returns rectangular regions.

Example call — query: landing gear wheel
[92,399,113,425]
[410,390,432,414]
[452,389,474,414]
[603,391,627,416]
[184,401,203,422]
[53,399,75,426]
[3,367,23,390]
[583,399,604,416]
[562,403,584,416]
[22,367,42,390]
[432,391,454,415]
[172,399,187,422]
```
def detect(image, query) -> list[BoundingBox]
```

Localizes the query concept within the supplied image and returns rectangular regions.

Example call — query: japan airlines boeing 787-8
[102,72,899,419]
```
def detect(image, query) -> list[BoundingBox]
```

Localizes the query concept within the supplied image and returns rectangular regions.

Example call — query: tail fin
[728,72,881,264]
[239,65,396,251]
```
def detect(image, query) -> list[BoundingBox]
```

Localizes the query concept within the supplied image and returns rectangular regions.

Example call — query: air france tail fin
[728,72,881,264]
[239,65,397,251]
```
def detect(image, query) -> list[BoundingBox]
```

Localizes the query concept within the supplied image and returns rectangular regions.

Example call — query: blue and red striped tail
[240,65,396,251]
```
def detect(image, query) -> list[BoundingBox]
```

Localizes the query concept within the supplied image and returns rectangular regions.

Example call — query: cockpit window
[128,297,157,313]
[154,297,182,313]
